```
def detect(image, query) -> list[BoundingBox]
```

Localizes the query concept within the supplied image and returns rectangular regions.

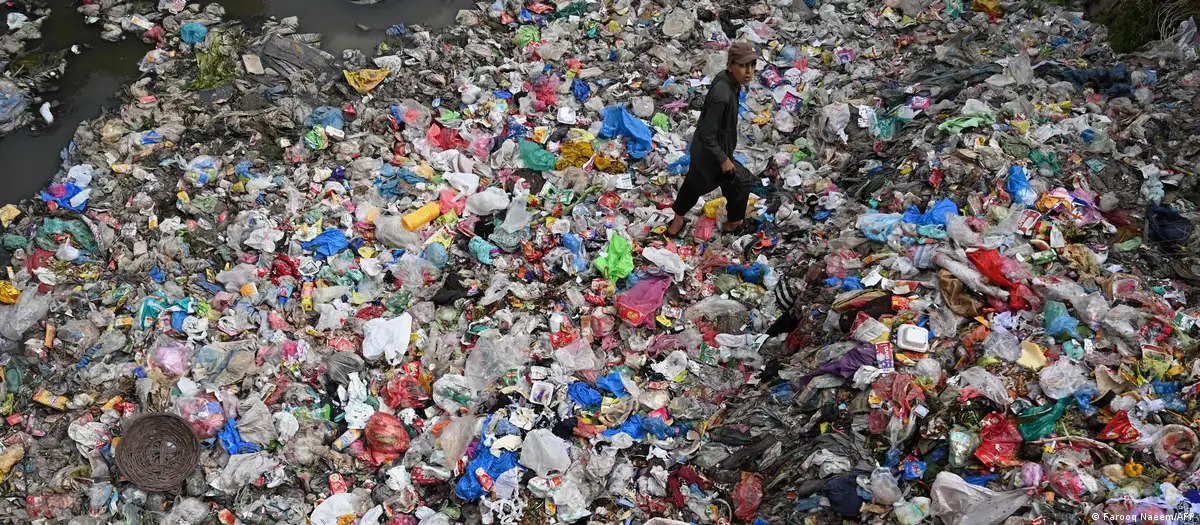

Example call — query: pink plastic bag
[616,276,671,328]
[693,216,716,241]
[150,340,191,378]
[439,190,466,215]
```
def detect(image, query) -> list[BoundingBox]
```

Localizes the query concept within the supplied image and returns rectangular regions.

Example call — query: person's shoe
[666,216,690,238]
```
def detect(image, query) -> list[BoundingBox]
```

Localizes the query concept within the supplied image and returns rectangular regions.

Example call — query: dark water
[0,0,469,205]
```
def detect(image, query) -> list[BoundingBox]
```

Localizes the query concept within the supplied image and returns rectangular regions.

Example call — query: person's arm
[696,87,731,167]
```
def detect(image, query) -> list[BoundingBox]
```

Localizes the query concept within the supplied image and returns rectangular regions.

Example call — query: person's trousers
[670,164,752,223]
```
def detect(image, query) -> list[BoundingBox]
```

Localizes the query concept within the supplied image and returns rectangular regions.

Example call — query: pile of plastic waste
[1,0,1200,524]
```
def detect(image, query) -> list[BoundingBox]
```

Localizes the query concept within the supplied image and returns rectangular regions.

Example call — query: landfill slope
[1,1,1200,525]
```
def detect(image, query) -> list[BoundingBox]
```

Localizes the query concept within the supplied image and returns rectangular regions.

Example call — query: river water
[0,0,468,205]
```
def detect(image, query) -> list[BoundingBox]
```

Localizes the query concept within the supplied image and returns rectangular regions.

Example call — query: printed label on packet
[875,342,895,371]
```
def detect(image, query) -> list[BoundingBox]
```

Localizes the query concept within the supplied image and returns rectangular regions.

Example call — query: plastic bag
[616,276,671,328]
[856,213,903,242]
[1018,398,1069,441]
[1006,165,1037,206]
[1043,301,1083,341]
[894,497,931,525]
[465,186,511,216]
[981,324,1020,362]
[929,472,1032,525]
[464,336,528,391]
[439,415,478,467]
[958,366,1012,408]
[365,412,411,464]
[1153,425,1198,472]
[642,248,688,282]
[362,313,413,364]
[594,234,634,280]
[184,156,221,187]
[731,473,764,521]
[598,105,653,159]
[175,396,226,439]
[974,413,1023,468]
[0,290,52,341]
[1039,360,1087,400]
[554,340,605,373]
[520,429,570,477]
[383,374,429,409]
[871,467,902,506]
[518,140,556,171]
[149,339,192,379]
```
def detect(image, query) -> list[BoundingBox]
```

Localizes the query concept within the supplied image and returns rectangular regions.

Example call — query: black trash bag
[1147,205,1193,250]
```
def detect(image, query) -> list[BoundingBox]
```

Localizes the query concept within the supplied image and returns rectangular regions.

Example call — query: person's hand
[721,159,736,173]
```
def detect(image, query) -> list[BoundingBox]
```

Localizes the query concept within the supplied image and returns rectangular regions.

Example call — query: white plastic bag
[642,247,689,282]
[871,467,902,506]
[361,313,412,364]
[929,471,1032,525]
[1039,360,1087,400]
[520,429,571,477]
[466,186,511,216]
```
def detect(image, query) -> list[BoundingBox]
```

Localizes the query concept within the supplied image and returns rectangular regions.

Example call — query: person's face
[727,61,755,86]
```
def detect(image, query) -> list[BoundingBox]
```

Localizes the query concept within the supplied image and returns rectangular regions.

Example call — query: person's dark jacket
[688,70,741,185]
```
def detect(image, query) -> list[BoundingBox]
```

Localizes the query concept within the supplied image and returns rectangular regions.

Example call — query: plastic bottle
[402,202,441,231]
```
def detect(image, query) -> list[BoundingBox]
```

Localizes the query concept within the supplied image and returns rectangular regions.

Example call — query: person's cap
[728,42,759,65]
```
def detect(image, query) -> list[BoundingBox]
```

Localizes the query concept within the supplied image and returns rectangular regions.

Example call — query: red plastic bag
[365,412,411,464]
[1097,410,1140,443]
[616,276,670,328]
[974,413,1024,468]
[383,374,429,409]
[731,472,764,521]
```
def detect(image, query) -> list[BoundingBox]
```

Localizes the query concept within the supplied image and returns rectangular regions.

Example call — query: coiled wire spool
[114,413,200,492]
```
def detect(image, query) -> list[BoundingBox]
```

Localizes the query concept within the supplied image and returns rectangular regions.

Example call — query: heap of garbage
[0,1,66,136]
[1,0,1200,524]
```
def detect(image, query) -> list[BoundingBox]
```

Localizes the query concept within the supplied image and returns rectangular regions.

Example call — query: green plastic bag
[518,140,556,171]
[594,234,633,280]
[305,127,329,151]
[1017,398,1069,441]
[514,26,540,47]
[2,234,27,251]
[37,218,99,253]
[1029,149,1060,174]
[938,116,992,134]
[651,113,670,131]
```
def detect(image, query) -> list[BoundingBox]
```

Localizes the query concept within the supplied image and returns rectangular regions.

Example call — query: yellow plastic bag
[344,68,391,94]
[0,281,19,304]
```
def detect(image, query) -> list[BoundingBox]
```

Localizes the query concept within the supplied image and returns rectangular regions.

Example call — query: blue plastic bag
[218,418,262,454]
[470,236,499,265]
[1007,166,1037,206]
[423,243,448,269]
[856,213,902,241]
[561,234,587,273]
[667,153,691,175]
[181,22,209,44]
[599,106,653,159]
[602,413,647,440]
[305,106,345,131]
[901,198,958,227]
[572,79,591,102]
[40,184,88,212]
[301,229,349,259]
[454,450,521,501]
[595,372,627,396]
[567,383,602,408]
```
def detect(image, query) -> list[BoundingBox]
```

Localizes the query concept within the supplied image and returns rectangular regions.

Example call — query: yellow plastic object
[402,202,441,231]
[0,281,19,304]
[344,68,390,94]
[703,198,727,219]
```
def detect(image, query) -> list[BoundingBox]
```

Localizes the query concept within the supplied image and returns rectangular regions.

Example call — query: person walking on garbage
[666,41,758,237]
